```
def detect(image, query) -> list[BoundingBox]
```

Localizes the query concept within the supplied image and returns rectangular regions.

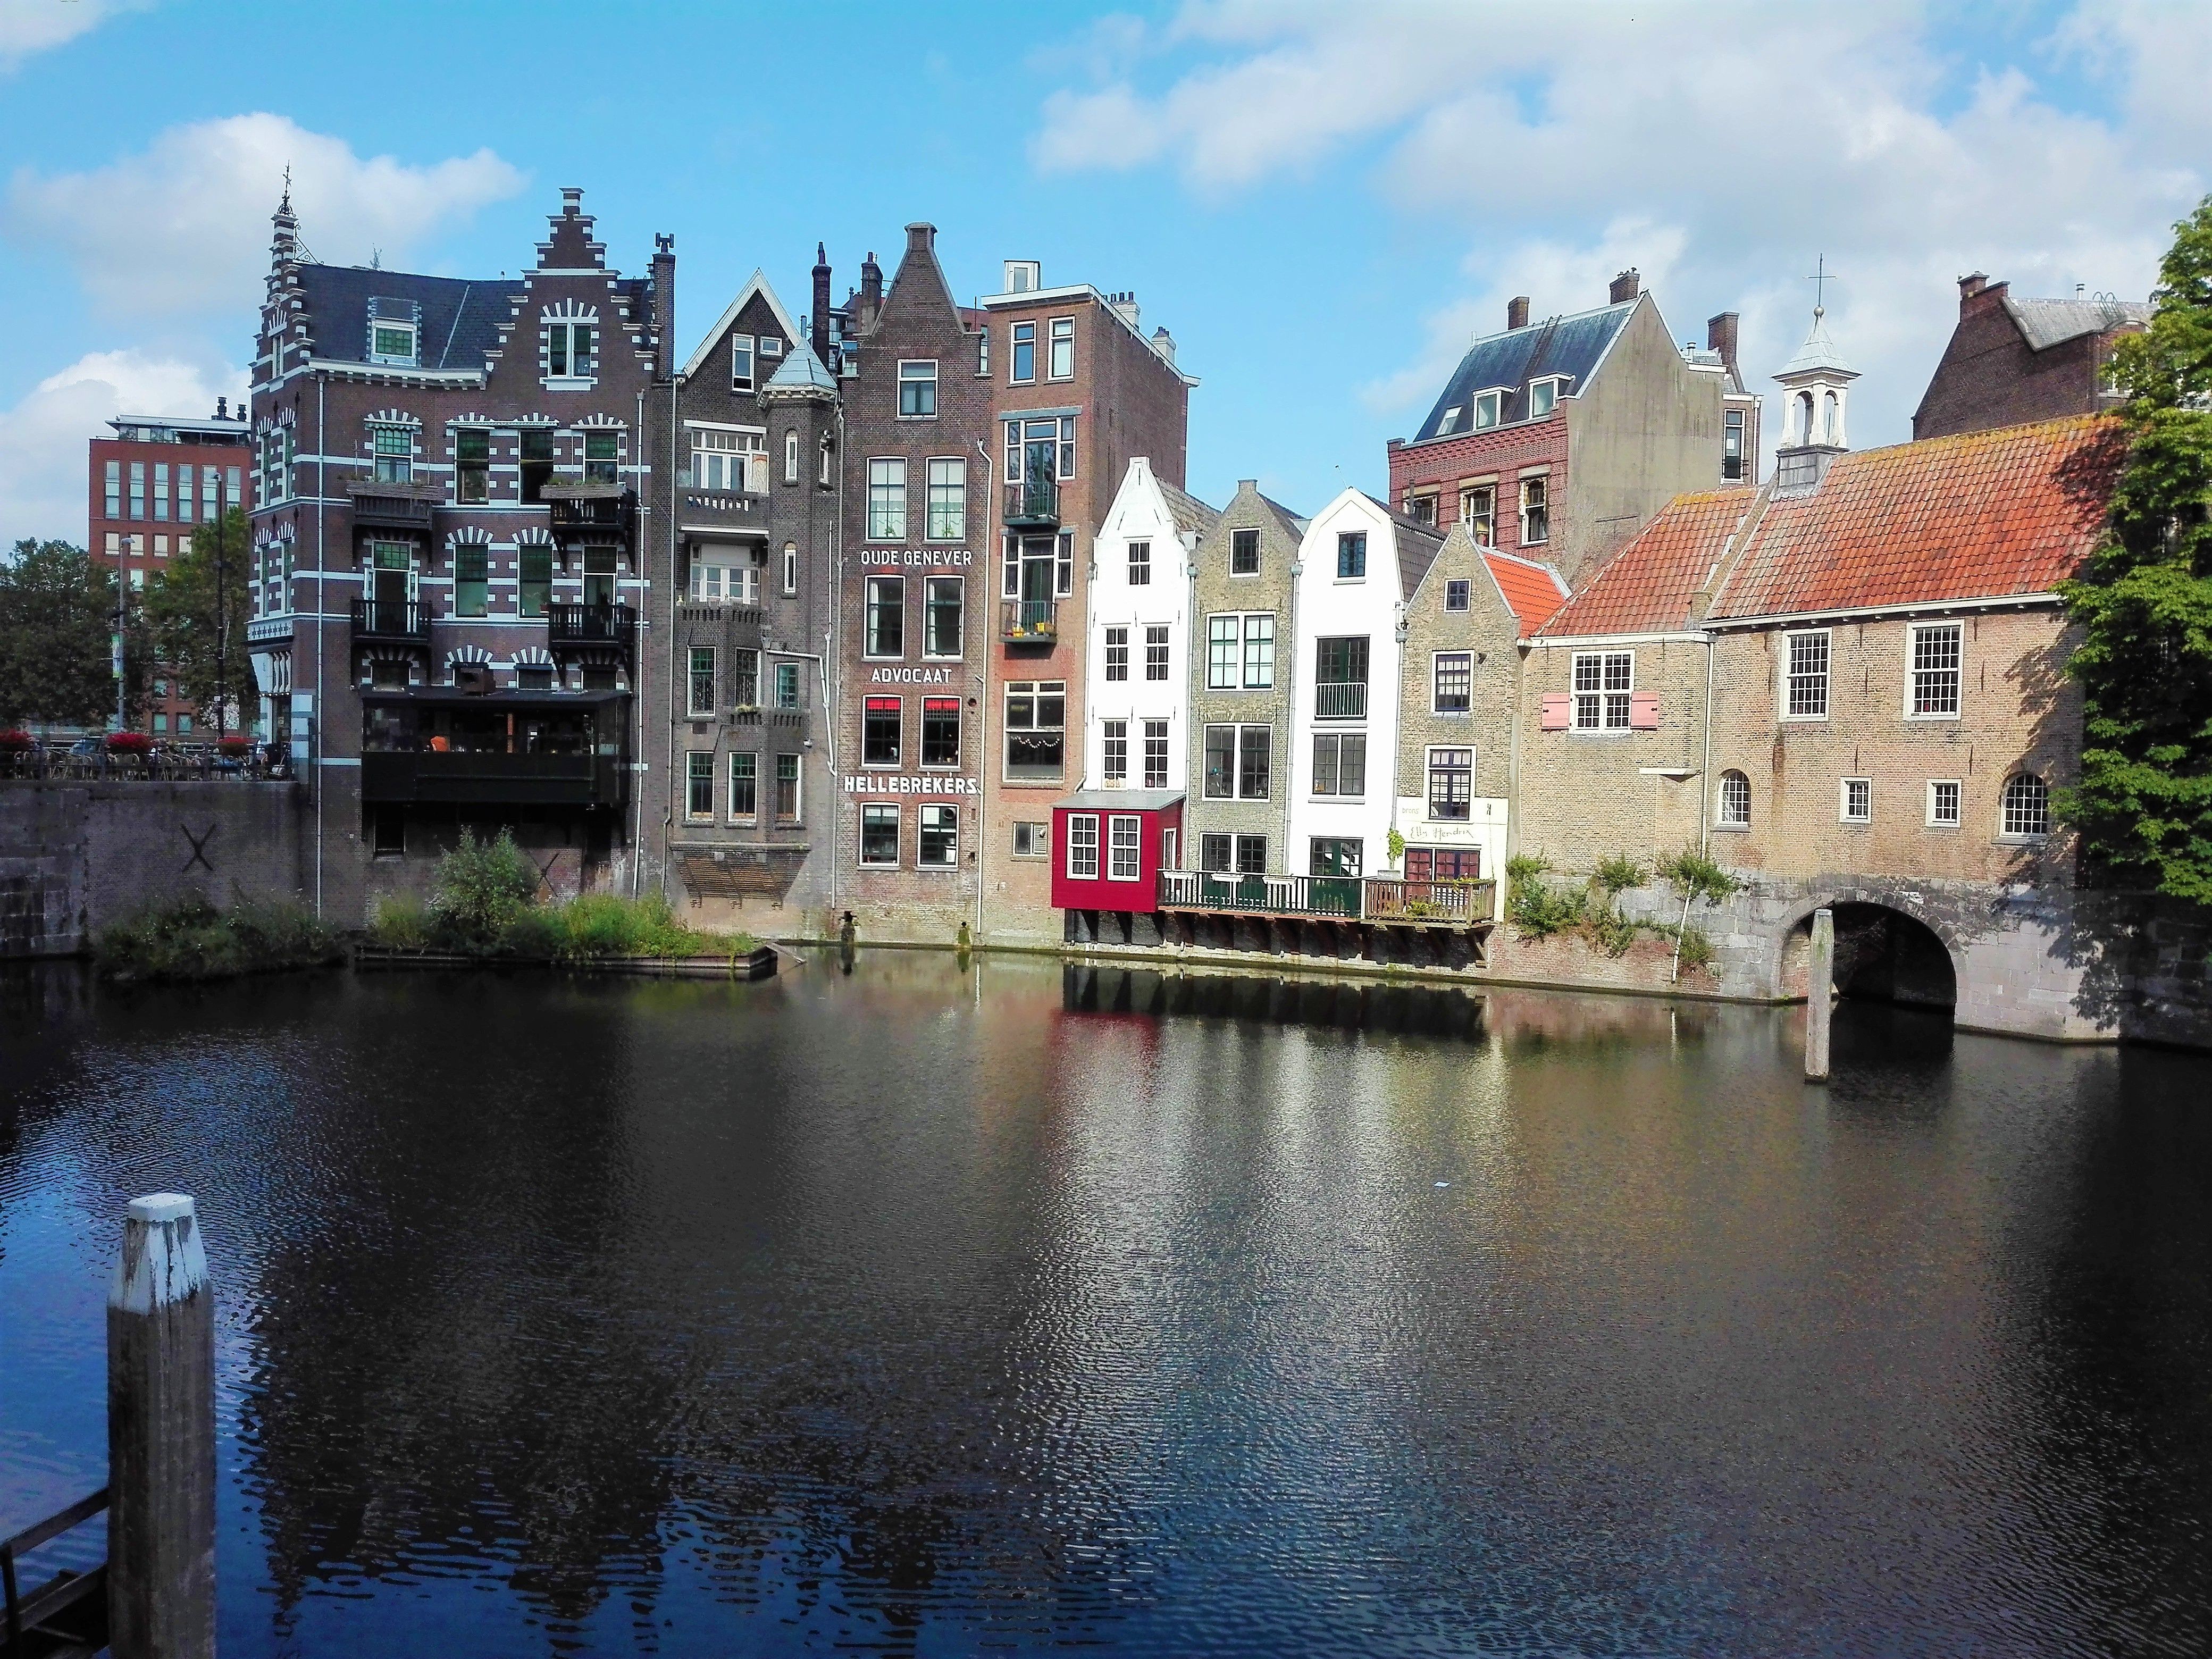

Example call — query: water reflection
[2,956,2209,1656]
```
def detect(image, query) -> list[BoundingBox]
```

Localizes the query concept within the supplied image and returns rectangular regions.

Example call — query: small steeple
[270,170,299,266]
[1773,281,1859,492]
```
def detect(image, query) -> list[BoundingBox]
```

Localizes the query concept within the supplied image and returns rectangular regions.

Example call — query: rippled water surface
[3,954,2210,1656]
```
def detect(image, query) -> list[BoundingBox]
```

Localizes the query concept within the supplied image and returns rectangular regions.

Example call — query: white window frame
[1104,625,1129,683]
[1011,820,1048,859]
[1048,316,1076,381]
[866,457,907,541]
[898,358,938,419]
[1143,720,1169,790]
[368,320,418,367]
[925,457,965,541]
[924,575,964,659]
[547,319,598,382]
[782,542,798,596]
[1782,628,1831,721]
[1528,376,1564,419]
[1519,475,1548,545]
[1840,777,1872,824]
[1107,814,1141,881]
[783,430,799,484]
[1906,621,1964,720]
[918,803,959,869]
[864,575,906,661]
[1145,624,1170,683]
[731,333,756,393]
[1999,773,2051,841]
[1571,650,1633,732]
[760,335,783,358]
[1010,321,1036,385]
[1472,388,1504,430]
[1926,778,1962,828]
[1102,719,1128,784]
[1066,812,1100,879]
[1435,406,1462,435]
[1717,770,1752,830]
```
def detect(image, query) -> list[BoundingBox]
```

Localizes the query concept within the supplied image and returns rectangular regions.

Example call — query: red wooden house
[1051,790,1184,917]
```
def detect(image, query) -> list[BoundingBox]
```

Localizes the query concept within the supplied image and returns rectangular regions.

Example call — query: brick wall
[1913,287,2124,440]
[1186,484,1301,870]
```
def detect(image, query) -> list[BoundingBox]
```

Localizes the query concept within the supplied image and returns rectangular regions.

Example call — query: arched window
[2001,772,2050,838]
[1795,390,1814,445]
[1718,769,1751,828]
[1821,389,1840,444]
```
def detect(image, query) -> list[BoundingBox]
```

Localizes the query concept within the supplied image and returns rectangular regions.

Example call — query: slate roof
[296,263,651,373]
[1362,493,1447,600]
[2006,294,2150,353]
[761,337,838,398]
[1481,548,1571,637]
[1157,477,1220,537]
[1410,300,1636,443]
[1538,489,1756,637]
[1778,308,1855,378]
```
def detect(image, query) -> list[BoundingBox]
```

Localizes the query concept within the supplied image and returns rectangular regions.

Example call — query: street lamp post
[213,468,228,741]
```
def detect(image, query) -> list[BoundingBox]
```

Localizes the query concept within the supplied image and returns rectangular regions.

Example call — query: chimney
[1151,325,1175,365]
[1959,272,2007,317]
[1507,295,1530,331]
[859,249,883,330]
[1238,478,1258,492]
[811,241,832,364]
[1609,268,1640,304]
[214,396,228,420]
[904,222,935,257]
[560,186,583,217]
[1111,291,1141,330]
[1706,311,1740,380]
[650,233,675,382]
[1959,271,1988,300]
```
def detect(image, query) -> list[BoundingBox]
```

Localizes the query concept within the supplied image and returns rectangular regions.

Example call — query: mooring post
[107,1192,217,1659]
[1805,907,1834,1083]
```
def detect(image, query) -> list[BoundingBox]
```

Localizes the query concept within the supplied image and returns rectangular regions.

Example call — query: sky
[2,0,2207,546]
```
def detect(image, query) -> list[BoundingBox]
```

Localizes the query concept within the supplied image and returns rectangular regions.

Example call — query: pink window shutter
[1629,690,1661,730]
[1539,692,1570,731]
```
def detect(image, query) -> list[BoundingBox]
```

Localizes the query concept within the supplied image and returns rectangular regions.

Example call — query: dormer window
[1473,389,1503,430]
[1436,406,1462,435]
[1528,377,1563,418]
[367,298,420,367]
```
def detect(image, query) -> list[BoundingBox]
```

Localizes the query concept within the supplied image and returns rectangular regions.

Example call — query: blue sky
[3,0,2207,543]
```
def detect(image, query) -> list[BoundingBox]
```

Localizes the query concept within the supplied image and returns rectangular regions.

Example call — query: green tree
[145,505,252,732]
[2059,195,2212,902]
[0,538,146,728]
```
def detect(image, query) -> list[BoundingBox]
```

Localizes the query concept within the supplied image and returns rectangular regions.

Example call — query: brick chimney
[1507,295,1530,331]
[650,233,675,382]
[1610,269,1640,304]
[904,222,935,257]
[811,241,832,364]
[858,249,883,331]
[1706,311,1740,380]
[1958,271,2007,317]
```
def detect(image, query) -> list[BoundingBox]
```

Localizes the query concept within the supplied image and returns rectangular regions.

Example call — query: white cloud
[4,113,525,316]
[0,0,147,73]
[0,350,247,547]
[1036,1,2210,456]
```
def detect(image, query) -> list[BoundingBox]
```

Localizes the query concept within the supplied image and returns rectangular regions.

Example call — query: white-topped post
[107,1192,217,1659]
[1805,909,1834,1082]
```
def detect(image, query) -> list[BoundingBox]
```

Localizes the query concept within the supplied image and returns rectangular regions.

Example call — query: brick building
[1386,272,1759,586]
[1913,274,2148,441]
[648,261,841,933]
[248,186,666,921]
[87,408,252,735]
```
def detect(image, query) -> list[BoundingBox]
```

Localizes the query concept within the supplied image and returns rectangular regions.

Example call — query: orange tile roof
[1537,489,1754,636]
[1481,549,1570,636]
[1712,416,2120,619]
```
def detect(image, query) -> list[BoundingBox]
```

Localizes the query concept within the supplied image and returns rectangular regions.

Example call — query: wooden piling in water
[1806,907,1834,1083]
[107,1192,216,1659]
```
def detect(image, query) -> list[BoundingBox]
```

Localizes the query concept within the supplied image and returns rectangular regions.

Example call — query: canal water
[2,955,2208,1657]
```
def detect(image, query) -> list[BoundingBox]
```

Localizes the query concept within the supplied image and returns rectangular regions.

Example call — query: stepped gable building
[87,406,252,735]
[1390,525,1567,891]
[1386,272,1760,585]
[649,261,842,932]
[248,186,667,921]
[1182,480,1306,882]
[974,262,1198,944]
[1913,273,2148,441]
[1520,306,2120,914]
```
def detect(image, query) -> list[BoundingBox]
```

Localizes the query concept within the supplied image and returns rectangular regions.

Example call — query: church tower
[1773,300,1857,492]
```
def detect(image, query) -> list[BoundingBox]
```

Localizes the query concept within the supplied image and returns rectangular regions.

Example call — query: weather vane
[1808,256,1837,315]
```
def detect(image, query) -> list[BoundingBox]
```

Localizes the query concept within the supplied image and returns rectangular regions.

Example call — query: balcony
[351,597,431,642]
[1364,877,1496,926]
[545,484,636,543]
[1157,870,1363,920]
[348,478,440,532]
[362,751,629,808]
[361,689,630,808]
[1003,479,1060,529]
[548,601,638,667]
[1314,681,1368,721]
[1001,598,1059,644]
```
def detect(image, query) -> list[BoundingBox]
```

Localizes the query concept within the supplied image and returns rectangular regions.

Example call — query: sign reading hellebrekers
[842,774,981,796]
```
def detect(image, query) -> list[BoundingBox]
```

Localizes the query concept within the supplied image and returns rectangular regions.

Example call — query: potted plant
[106,731,154,756]
[219,735,253,757]
[0,730,33,752]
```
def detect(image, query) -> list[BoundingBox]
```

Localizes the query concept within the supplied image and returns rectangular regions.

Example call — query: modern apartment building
[247,186,666,920]
[86,407,252,734]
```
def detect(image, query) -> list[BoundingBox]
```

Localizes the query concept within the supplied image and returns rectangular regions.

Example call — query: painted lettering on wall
[865,666,957,685]
[842,774,981,797]
[859,549,974,568]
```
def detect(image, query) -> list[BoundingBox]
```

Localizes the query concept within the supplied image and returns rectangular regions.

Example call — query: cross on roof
[1807,256,1837,315]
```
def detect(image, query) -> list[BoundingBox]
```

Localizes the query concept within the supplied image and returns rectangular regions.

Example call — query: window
[1202,724,1271,800]
[456,541,488,617]
[867,458,906,539]
[1200,833,1233,873]
[176,713,192,735]
[687,752,714,819]
[1437,408,1463,436]
[1057,531,1075,596]
[1572,651,1633,730]
[1004,416,1076,485]
[1311,732,1367,798]
[152,712,167,733]
[2002,773,2050,839]
[1473,390,1503,430]
[1314,635,1369,720]
[1243,615,1275,689]
[923,697,961,767]
[1143,720,1168,789]
[784,430,800,484]
[865,576,904,658]
[783,543,799,596]
[1406,493,1438,527]
[519,544,551,618]
[1104,626,1129,682]
[1310,838,1363,878]
[1529,377,1561,419]
[729,752,758,820]
[1234,834,1267,875]
[372,426,412,484]
[520,429,554,502]
[129,460,145,518]
[1004,681,1066,780]
[1445,578,1471,612]
[774,661,801,709]
[688,647,716,718]
[516,665,553,692]
[1144,625,1170,682]
[1718,770,1751,828]
[1128,540,1151,585]
[1841,777,1872,824]
[1433,651,1472,713]
[456,429,489,502]
[1724,409,1747,481]
[1928,780,1961,827]
[732,648,759,708]
[694,559,758,605]
[370,319,417,365]
[1067,814,1100,879]
[775,753,800,819]
[1103,719,1128,783]
[548,320,598,379]
[1231,528,1260,575]
[1520,477,1548,544]
[153,463,169,522]
[899,359,937,417]
[1404,847,1480,883]
[1337,531,1367,579]
[1013,821,1049,858]
[692,428,763,492]
[104,461,120,519]
[861,804,900,866]
[1428,747,1473,819]
[977,326,991,378]
[923,577,963,657]
[864,697,901,767]
[760,336,783,358]
[1910,623,1963,717]
[1049,317,1075,380]
[1108,814,1140,880]
[819,434,834,486]
[177,466,194,522]
[925,458,965,539]
[584,431,619,485]
[919,804,959,867]
[1208,616,1239,690]
[1785,630,1830,718]
[1011,321,1035,384]
[730,334,755,393]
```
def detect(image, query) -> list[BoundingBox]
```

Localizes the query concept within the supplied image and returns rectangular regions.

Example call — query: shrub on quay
[97,895,344,983]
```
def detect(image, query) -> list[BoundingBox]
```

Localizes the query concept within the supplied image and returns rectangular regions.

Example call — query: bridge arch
[1779,896,1958,1012]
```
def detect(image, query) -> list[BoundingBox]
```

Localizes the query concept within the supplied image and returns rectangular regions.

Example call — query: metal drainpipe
[634,384,648,895]
[314,375,325,919]
[973,437,992,946]
[1282,555,1301,876]
[661,371,680,901]
[831,403,847,933]
[1699,629,1715,856]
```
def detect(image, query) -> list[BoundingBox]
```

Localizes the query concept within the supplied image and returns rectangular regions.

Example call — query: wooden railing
[1156,870,1496,926]
[1364,877,1496,925]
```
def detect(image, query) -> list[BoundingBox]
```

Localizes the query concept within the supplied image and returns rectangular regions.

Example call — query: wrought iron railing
[1001,599,1058,642]
[351,597,429,639]
[547,602,639,647]
[1003,480,1060,526]
[1313,681,1367,721]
